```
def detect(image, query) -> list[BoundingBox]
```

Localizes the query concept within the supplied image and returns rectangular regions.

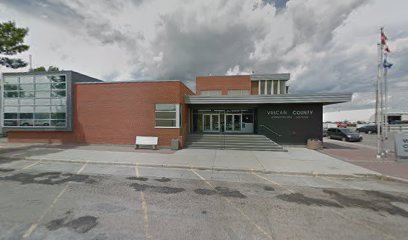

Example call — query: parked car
[323,127,328,137]
[327,128,362,142]
[356,125,377,134]
[336,122,347,128]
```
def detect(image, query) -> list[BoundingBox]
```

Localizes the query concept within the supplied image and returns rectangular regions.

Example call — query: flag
[381,28,391,52]
[383,58,393,69]
[381,30,388,45]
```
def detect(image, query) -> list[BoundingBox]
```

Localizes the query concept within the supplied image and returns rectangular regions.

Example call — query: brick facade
[8,81,193,147]
[196,75,251,95]
[250,81,259,95]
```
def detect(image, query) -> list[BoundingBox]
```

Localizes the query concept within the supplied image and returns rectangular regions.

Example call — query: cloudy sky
[1,0,408,112]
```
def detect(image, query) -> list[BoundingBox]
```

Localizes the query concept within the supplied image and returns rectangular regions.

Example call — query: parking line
[135,165,152,240]
[191,169,273,240]
[22,160,42,170]
[76,160,89,174]
[22,184,69,239]
[250,171,396,240]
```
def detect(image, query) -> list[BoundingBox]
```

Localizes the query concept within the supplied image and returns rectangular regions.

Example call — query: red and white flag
[381,28,391,53]
[381,30,387,45]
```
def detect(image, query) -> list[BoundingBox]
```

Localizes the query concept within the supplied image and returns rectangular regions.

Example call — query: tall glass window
[260,80,266,95]
[2,74,68,128]
[273,80,278,95]
[258,80,286,95]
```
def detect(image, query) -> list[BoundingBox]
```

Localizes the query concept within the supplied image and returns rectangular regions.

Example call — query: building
[1,71,351,147]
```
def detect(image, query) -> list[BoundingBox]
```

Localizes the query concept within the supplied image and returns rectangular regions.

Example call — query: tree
[0,21,29,69]
[47,66,60,72]
[31,66,61,72]
[31,66,46,72]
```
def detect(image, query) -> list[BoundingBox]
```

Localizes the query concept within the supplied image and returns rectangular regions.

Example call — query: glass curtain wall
[2,74,68,128]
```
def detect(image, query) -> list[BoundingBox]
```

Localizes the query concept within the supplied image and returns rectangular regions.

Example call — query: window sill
[154,126,180,129]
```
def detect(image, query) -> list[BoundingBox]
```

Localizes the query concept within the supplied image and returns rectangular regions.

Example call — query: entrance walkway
[0,141,376,177]
[320,138,408,180]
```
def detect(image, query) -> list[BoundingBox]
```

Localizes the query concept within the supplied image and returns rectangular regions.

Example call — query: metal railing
[388,124,408,132]
[259,124,282,137]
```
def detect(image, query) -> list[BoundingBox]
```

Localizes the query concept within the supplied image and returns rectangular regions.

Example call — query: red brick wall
[196,75,251,95]
[179,83,194,147]
[251,81,259,95]
[8,81,194,147]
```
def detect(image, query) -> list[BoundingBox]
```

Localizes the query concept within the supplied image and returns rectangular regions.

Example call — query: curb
[0,156,396,181]
[372,174,408,184]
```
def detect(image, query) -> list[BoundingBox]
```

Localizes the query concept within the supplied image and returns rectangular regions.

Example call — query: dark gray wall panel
[257,103,323,144]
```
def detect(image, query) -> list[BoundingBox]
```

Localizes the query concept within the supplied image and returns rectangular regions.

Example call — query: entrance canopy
[185,93,352,105]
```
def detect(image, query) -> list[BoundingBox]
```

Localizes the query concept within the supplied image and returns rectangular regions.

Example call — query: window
[259,81,266,95]
[273,80,278,95]
[200,90,222,96]
[1,74,68,128]
[227,90,250,96]
[266,80,272,95]
[155,104,180,128]
[258,80,286,95]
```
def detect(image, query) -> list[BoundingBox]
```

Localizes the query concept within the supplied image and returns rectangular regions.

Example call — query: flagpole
[377,27,392,157]
[375,44,379,129]
[380,58,386,157]
[384,56,389,142]
[376,40,383,158]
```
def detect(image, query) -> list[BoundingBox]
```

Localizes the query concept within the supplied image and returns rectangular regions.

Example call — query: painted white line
[191,169,273,240]
[22,160,42,170]
[135,166,152,240]
[76,160,89,175]
[22,184,69,239]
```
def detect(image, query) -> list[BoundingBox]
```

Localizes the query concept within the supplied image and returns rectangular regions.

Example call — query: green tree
[0,21,29,69]
[30,66,61,72]
[31,66,46,72]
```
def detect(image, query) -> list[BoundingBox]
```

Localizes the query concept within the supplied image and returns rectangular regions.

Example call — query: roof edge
[185,93,352,105]
[75,79,182,85]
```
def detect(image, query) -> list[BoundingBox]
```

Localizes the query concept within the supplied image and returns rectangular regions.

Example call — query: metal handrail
[259,124,282,137]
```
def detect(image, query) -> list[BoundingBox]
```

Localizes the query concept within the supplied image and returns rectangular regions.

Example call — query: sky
[1,0,408,113]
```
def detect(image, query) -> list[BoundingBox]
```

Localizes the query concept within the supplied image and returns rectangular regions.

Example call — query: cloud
[1,0,408,105]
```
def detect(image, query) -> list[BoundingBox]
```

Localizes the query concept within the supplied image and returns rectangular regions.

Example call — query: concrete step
[187,140,279,145]
[187,143,283,148]
[186,138,278,142]
[186,140,277,144]
[186,146,287,152]
[185,134,285,152]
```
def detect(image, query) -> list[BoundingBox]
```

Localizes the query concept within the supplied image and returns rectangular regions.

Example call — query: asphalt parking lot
[1,158,408,240]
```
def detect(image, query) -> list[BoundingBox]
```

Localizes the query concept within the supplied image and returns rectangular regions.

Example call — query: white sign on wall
[395,132,408,161]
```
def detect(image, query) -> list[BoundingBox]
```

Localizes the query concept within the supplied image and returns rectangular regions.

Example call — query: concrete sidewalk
[0,141,378,177]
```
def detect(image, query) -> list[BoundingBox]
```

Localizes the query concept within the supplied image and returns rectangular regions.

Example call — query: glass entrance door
[225,114,242,132]
[203,114,220,132]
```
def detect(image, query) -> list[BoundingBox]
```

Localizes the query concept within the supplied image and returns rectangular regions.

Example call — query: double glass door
[225,114,242,132]
[203,114,220,132]
[202,113,244,133]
